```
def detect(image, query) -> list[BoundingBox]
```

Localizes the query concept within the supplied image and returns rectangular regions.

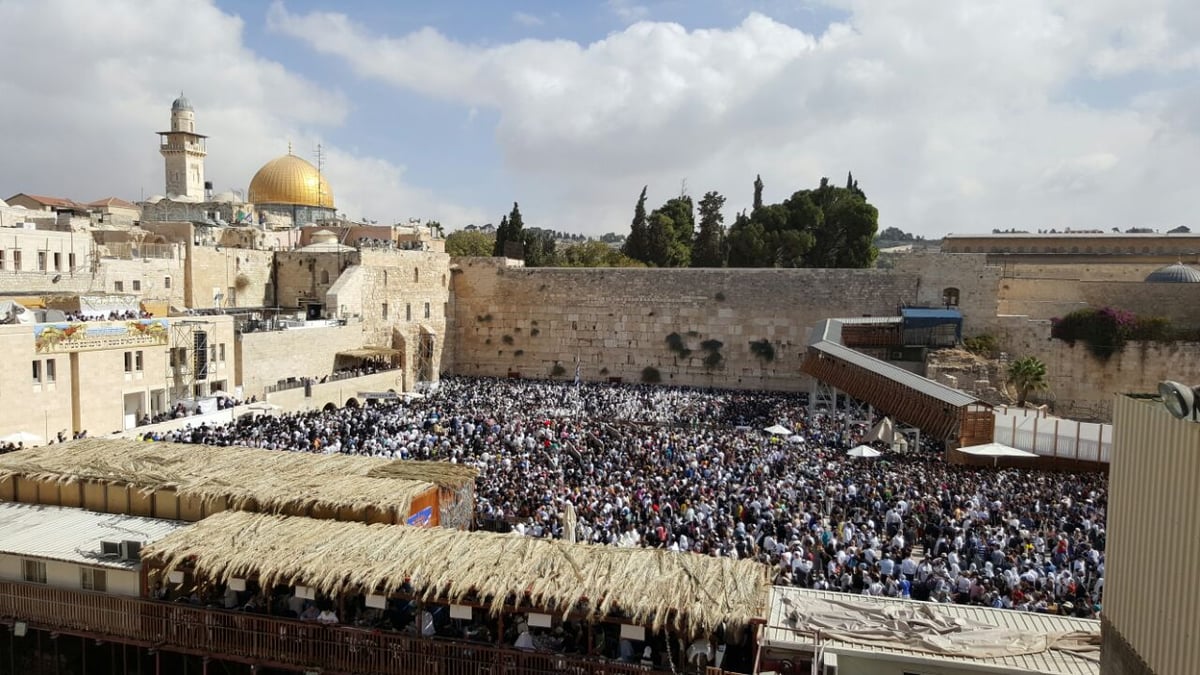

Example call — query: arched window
[319,269,329,284]
[942,287,960,307]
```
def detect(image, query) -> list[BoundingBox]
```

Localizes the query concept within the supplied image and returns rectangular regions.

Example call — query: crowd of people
[155,376,1107,619]
[62,309,153,322]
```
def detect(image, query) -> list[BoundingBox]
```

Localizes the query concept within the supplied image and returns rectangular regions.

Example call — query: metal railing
[264,367,400,395]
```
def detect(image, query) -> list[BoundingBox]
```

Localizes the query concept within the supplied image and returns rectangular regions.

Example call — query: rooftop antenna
[314,143,325,207]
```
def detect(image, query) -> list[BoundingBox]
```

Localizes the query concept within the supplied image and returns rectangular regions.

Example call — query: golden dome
[247,153,334,208]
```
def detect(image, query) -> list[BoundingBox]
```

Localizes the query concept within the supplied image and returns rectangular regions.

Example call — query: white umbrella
[787,434,805,444]
[847,445,882,458]
[958,442,1038,466]
[763,424,792,436]
[208,390,232,398]
[0,431,41,445]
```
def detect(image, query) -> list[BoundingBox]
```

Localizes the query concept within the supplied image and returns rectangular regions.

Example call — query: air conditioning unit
[100,540,121,557]
[822,652,839,675]
[119,540,142,561]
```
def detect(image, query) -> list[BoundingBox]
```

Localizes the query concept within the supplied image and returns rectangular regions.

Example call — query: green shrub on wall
[665,332,691,358]
[551,363,566,377]
[749,339,776,362]
[962,334,999,356]
[1051,307,1177,360]
[641,366,662,383]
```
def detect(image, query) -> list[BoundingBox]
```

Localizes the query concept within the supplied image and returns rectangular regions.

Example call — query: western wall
[447,252,1200,422]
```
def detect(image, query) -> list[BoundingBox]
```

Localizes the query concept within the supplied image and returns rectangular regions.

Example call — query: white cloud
[607,0,650,23]
[0,0,480,226]
[513,11,544,27]
[264,0,1200,237]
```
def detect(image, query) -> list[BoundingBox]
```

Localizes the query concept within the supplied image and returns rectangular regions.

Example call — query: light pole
[1158,380,1200,422]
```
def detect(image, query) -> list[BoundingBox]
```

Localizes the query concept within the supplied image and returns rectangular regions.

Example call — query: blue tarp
[901,307,962,342]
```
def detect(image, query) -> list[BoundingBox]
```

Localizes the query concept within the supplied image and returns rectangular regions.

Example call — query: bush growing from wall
[1051,307,1177,360]
[641,366,662,383]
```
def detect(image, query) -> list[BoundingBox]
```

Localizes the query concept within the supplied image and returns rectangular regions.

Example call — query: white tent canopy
[957,442,1038,458]
[847,445,882,458]
[764,424,792,436]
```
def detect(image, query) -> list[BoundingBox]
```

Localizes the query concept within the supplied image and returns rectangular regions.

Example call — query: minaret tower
[158,94,207,200]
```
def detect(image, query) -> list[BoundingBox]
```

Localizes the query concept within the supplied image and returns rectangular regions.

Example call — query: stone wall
[995,315,1200,420]
[236,322,369,398]
[355,249,452,386]
[187,246,275,309]
[273,249,359,312]
[892,252,1002,333]
[449,259,919,389]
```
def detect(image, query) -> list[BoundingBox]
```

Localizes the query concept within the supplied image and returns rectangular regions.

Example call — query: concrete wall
[450,259,920,389]
[236,322,369,397]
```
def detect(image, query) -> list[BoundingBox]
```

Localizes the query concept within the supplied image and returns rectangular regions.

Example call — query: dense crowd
[63,309,153,322]
[154,376,1107,618]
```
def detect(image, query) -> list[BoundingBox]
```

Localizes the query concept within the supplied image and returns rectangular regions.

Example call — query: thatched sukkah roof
[0,439,477,518]
[143,510,770,636]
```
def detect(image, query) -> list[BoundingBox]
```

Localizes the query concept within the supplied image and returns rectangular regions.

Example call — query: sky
[0,0,1198,239]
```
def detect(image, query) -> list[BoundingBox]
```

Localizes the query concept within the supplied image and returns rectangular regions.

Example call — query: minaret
[158,94,207,200]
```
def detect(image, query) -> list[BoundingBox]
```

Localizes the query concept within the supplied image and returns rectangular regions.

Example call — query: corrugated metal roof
[901,307,963,320]
[829,316,904,325]
[0,502,188,570]
[812,339,978,407]
[765,587,1100,675]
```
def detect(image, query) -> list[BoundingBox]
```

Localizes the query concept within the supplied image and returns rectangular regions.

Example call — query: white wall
[0,554,140,596]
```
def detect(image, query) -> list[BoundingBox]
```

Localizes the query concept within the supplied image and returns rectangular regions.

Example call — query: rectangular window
[135,351,144,372]
[32,361,41,383]
[13,250,21,271]
[37,251,46,271]
[124,351,133,373]
[68,253,76,270]
[22,559,46,584]
[114,280,124,292]
[381,303,389,320]
[164,276,172,289]
[80,568,107,592]
[218,344,226,363]
[406,304,411,321]
[45,359,56,383]
[132,279,141,291]
[0,250,6,269]
[53,252,61,271]
[424,302,431,319]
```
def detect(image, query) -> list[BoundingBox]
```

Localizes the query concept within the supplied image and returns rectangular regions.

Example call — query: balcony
[0,582,683,675]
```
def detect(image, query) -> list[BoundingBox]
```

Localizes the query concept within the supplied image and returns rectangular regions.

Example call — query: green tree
[753,174,764,211]
[654,195,694,267]
[560,240,645,267]
[724,172,878,267]
[1008,356,1049,407]
[492,215,510,257]
[521,227,557,267]
[445,229,495,257]
[492,202,526,258]
[692,191,727,267]
[622,186,650,263]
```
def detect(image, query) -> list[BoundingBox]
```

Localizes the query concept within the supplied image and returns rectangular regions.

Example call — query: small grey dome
[1145,263,1200,283]
[172,94,193,112]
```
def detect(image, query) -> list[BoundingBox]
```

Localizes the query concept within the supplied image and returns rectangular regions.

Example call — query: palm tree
[1008,356,1048,407]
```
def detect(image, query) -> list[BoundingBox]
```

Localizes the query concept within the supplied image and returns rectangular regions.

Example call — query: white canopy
[0,431,42,445]
[764,424,792,436]
[957,442,1038,458]
[847,445,882,458]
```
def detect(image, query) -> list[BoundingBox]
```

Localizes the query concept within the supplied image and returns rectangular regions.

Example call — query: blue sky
[1,0,1198,237]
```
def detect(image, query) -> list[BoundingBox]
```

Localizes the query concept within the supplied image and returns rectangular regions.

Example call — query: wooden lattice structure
[802,319,993,445]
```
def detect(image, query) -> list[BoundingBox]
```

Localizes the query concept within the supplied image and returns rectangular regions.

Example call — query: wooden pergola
[801,320,993,445]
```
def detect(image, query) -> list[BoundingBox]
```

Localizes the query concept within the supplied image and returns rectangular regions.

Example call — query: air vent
[119,540,142,561]
[100,540,121,557]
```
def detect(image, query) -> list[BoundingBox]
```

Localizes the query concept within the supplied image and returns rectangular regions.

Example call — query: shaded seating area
[142,510,771,673]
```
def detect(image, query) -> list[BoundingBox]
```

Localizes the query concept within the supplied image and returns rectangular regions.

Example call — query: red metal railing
[0,582,679,675]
